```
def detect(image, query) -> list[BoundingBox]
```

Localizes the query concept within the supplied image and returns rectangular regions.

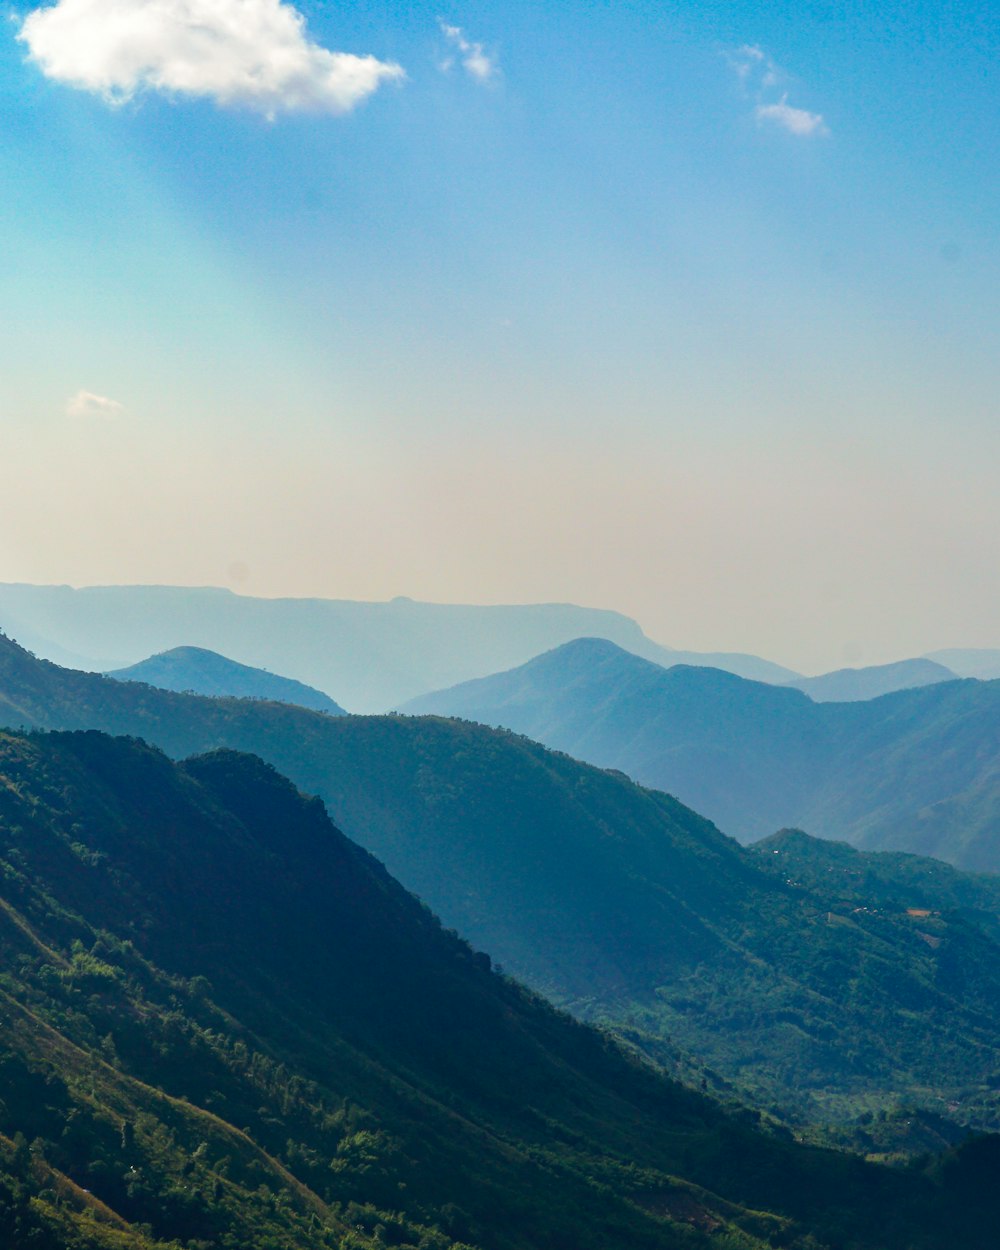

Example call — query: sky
[0,0,997,673]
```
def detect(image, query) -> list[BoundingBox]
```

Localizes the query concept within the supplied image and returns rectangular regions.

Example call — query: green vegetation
[6,730,1000,1248]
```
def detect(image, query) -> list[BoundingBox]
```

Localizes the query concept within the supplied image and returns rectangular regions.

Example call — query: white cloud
[728,44,779,91]
[756,97,828,137]
[19,0,405,117]
[439,20,496,82]
[727,43,827,138]
[66,389,125,418]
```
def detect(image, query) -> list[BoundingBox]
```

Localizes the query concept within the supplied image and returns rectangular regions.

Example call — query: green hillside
[107,645,345,714]
[753,828,1000,920]
[6,729,998,1249]
[3,633,1000,1132]
[402,637,1000,869]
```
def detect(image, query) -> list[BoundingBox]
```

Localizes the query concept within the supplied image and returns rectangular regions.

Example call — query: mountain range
[0,582,798,710]
[2,583,980,712]
[107,645,345,713]
[403,638,1000,870]
[3,631,1000,1134]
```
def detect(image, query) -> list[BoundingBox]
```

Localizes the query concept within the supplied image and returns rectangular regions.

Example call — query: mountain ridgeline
[403,637,1000,870]
[3,631,1000,1133]
[8,728,1000,1248]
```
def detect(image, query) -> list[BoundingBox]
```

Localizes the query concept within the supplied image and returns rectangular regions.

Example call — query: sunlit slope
[403,637,1000,868]
[5,729,996,1249]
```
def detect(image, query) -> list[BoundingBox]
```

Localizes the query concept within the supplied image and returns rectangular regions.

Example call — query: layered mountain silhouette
[5,727,1000,1248]
[2,631,1000,1131]
[784,657,956,701]
[402,638,1000,870]
[107,645,345,713]
[0,583,798,710]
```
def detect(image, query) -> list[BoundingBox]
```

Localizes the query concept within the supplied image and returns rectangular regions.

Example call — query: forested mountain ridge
[3,632,1000,1132]
[402,637,1000,869]
[753,828,1000,919]
[6,729,999,1249]
[107,645,345,713]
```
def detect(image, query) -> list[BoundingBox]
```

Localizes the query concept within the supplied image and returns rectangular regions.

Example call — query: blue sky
[0,0,997,670]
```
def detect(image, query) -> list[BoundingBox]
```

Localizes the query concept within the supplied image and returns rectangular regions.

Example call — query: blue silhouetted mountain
[784,657,957,701]
[107,645,345,713]
[0,582,798,710]
[401,637,1000,869]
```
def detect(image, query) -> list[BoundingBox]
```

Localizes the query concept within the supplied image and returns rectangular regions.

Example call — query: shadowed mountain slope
[0,583,798,710]
[402,638,1000,870]
[785,657,956,701]
[3,633,1000,1131]
[7,729,1000,1249]
[107,645,345,713]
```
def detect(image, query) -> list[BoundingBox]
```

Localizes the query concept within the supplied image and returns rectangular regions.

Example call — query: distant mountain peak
[106,645,345,714]
[785,657,957,702]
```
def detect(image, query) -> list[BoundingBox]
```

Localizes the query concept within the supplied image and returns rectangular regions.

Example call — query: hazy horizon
[0,577,995,678]
[2,0,997,675]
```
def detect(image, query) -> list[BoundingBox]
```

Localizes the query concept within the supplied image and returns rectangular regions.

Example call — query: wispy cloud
[729,44,778,89]
[19,0,405,117]
[728,43,827,138]
[756,97,828,137]
[66,389,124,418]
[439,20,496,82]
